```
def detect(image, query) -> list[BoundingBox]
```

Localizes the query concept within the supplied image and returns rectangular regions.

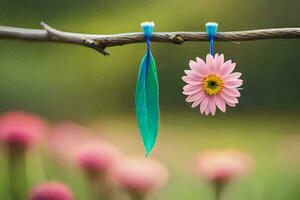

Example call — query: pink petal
[206,54,215,74]
[218,54,224,63]
[184,70,203,78]
[205,105,210,115]
[209,97,216,116]
[211,54,218,74]
[222,88,241,97]
[214,95,226,112]
[226,102,236,107]
[182,76,201,85]
[224,79,243,88]
[183,84,200,92]
[189,60,203,74]
[184,70,192,75]
[200,96,209,114]
[191,99,201,108]
[186,74,203,81]
[213,53,219,68]
[221,92,239,104]
[183,72,203,81]
[214,53,219,61]
[196,57,209,75]
[185,92,203,102]
[220,61,236,76]
[223,72,242,81]
[215,54,224,73]
[182,88,202,95]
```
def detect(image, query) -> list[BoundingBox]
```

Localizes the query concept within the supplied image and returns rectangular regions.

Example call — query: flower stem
[7,148,28,200]
[129,191,147,200]
[86,174,112,200]
[214,182,224,200]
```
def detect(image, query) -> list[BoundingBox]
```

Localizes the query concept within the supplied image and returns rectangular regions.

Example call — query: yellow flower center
[203,75,224,96]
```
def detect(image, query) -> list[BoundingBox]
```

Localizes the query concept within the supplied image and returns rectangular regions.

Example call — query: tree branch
[0,22,299,56]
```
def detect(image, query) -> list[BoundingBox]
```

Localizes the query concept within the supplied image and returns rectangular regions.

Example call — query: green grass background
[0,113,299,200]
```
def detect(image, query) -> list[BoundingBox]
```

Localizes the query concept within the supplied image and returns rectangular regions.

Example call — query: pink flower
[111,157,169,196]
[29,181,74,200]
[75,142,121,176]
[74,142,121,199]
[182,54,243,115]
[0,111,46,150]
[193,150,254,185]
[46,121,94,163]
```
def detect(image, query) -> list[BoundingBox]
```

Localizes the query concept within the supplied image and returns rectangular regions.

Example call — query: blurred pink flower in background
[193,149,254,185]
[29,181,74,200]
[46,121,123,199]
[74,141,121,200]
[0,111,47,151]
[111,157,169,199]
[75,141,121,177]
[46,121,95,163]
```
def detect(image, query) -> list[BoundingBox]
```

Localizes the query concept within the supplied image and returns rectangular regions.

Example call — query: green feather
[135,51,159,156]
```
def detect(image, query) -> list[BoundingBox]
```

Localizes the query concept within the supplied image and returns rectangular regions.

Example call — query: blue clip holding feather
[135,21,159,156]
[141,22,154,59]
[206,22,218,55]
[141,21,154,38]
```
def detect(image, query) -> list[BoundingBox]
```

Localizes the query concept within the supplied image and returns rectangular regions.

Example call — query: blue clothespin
[206,22,218,55]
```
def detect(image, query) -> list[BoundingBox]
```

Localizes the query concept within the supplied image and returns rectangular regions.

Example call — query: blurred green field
[92,113,300,200]
[0,113,299,200]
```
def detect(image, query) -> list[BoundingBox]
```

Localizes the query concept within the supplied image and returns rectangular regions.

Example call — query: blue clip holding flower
[141,21,154,39]
[206,22,218,55]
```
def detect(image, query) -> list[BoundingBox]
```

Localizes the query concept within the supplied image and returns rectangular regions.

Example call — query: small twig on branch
[0,22,299,56]
[40,22,109,55]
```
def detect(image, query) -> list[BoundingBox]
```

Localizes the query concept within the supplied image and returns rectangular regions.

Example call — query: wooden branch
[0,22,299,56]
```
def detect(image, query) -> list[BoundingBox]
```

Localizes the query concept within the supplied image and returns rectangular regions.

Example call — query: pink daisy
[182,54,243,115]
[110,157,169,196]
[193,149,254,185]
[29,181,74,200]
[0,111,47,151]
[75,142,121,176]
